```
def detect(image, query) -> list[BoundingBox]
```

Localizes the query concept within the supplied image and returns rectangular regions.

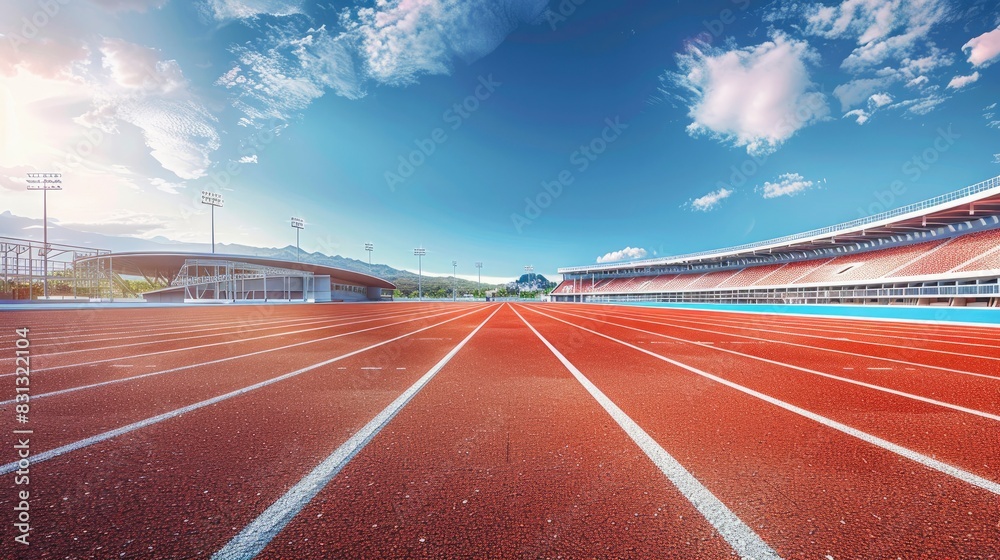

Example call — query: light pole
[26,172,62,299]
[475,262,482,300]
[452,260,457,301]
[201,191,224,254]
[291,217,304,261]
[413,247,425,300]
[365,242,374,273]
[524,265,534,299]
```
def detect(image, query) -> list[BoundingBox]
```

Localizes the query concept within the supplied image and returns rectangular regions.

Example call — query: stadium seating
[555,228,1000,296]
[794,240,944,284]
[891,228,1000,277]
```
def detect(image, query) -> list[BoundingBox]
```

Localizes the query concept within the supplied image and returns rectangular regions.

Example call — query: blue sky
[1,0,999,282]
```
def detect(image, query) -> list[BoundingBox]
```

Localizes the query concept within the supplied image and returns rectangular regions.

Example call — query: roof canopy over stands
[560,175,1000,275]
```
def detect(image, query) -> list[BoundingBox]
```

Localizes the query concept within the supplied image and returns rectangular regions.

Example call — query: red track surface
[1,301,999,558]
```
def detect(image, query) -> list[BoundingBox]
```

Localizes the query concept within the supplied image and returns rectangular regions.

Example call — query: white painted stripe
[211,305,503,559]
[0,307,486,407]
[557,307,1000,381]
[524,306,1000,496]
[614,306,1000,350]
[360,367,382,370]
[6,306,452,376]
[592,307,1000,359]
[511,307,780,560]
[0,305,499,476]
[867,367,893,370]
[541,307,1000,422]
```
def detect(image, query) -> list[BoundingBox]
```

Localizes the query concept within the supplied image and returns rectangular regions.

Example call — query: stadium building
[553,175,1000,308]
[0,248,394,303]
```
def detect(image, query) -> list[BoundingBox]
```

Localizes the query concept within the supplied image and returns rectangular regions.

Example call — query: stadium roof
[560,174,1000,274]
[75,251,396,290]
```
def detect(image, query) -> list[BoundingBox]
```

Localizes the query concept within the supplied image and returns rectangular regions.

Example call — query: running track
[1,302,998,558]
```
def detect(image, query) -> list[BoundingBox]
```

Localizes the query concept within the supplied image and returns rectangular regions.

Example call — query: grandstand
[554,175,1000,307]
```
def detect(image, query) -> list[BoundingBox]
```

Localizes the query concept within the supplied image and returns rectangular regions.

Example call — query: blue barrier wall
[609,302,1000,326]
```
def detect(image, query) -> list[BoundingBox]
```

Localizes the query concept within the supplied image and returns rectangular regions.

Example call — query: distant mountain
[0,211,498,295]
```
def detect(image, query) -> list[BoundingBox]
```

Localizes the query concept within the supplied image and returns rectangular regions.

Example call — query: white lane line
[3,306,474,377]
[524,306,1000,496]
[614,308,1000,350]
[211,305,503,560]
[511,307,780,560]
[556,307,1000,381]
[603,305,1000,340]
[540,307,1000,423]
[592,308,1000,360]
[0,305,500,476]
[867,367,893,371]
[360,367,382,370]
[0,307,484,407]
[15,306,436,364]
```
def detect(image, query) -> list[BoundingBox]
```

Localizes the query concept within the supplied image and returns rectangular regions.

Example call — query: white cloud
[673,33,828,156]
[947,71,980,89]
[844,108,870,124]
[689,187,733,212]
[869,92,893,106]
[802,0,950,72]
[89,0,168,12]
[833,77,894,110]
[203,0,307,20]
[890,93,947,115]
[73,39,221,180]
[100,38,187,95]
[769,0,954,120]
[759,173,816,198]
[238,154,258,164]
[219,27,364,127]
[217,0,549,128]
[596,246,648,264]
[150,178,185,194]
[352,0,549,86]
[963,27,1000,67]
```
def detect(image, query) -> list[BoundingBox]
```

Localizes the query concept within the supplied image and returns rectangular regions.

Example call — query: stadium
[553,175,1000,307]
[5,1,1000,558]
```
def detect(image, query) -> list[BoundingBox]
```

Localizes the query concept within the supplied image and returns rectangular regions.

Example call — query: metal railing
[560,175,1000,273]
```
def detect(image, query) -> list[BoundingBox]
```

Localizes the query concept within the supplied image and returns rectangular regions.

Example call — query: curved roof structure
[560,174,1000,274]
[75,251,396,290]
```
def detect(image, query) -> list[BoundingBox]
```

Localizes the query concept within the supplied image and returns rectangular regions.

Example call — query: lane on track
[0,305,491,460]
[549,305,1000,414]
[530,304,1000,483]
[584,304,1000,375]
[5,305,475,394]
[253,304,749,560]
[0,305,499,557]
[10,305,453,374]
[605,305,1000,349]
[516,304,1000,558]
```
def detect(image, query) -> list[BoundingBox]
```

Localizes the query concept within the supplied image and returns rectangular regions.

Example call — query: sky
[1,0,999,283]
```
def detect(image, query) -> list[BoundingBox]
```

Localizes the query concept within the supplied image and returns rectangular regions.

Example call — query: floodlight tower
[25,172,62,299]
[524,265,534,296]
[413,247,426,300]
[365,242,374,273]
[291,217,304,261]
[475,262,483,299]
[201,191,224,254]
[452,260,458,301]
